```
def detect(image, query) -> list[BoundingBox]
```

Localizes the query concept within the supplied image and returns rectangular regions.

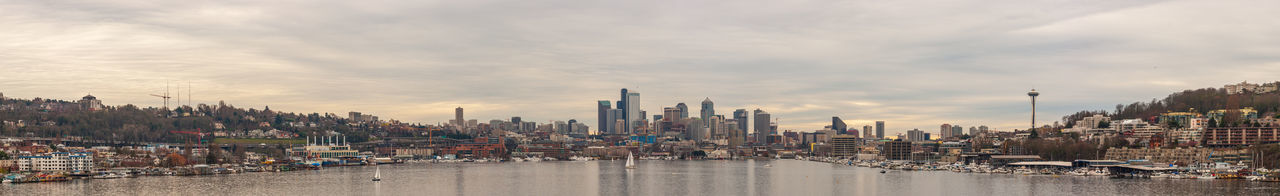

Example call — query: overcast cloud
[3,0,1279,136]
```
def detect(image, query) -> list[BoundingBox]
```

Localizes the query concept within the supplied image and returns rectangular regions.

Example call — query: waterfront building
[1104,147,1213,165]
[1203,127,1280,147]
[16,152,94,172]
[832,135,859,157]
[875,121,885,139]
[883,141,912,160]
[863,125,874,138]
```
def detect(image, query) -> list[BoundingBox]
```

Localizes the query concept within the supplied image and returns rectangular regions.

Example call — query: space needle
[1028,89,1040,132]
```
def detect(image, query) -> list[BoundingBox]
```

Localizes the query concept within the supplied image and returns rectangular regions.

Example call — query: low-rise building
[16,152,94,172]
[1203,127,1280,147]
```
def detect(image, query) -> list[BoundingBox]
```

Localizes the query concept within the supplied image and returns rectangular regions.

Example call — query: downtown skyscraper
[733,109,748,142]
[875,121,885,139]
[754,109,771,143]
[700,98,714,128]
[597,100,611,134]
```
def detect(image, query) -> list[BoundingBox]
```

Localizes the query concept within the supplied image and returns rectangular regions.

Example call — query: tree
[0,151,8,160]
[165,153,188,167]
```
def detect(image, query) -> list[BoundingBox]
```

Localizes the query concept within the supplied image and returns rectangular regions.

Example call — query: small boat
[763,164,772,168]
[880,170,886,174]
[625,152,637,169]
[372,166,382,181]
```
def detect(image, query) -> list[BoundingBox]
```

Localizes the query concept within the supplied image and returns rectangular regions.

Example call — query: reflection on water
[3,159,1278,195]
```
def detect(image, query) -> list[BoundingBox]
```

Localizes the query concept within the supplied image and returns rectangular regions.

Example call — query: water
[3,160,1278,195]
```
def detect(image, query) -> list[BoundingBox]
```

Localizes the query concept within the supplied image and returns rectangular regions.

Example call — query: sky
[2,0,1279,136]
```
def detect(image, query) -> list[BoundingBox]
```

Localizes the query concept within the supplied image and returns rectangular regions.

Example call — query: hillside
[0,96,409,144]
[1062,83,1280,127]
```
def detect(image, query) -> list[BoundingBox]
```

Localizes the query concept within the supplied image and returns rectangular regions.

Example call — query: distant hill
[1062,82,1280,128]
[0,96,396,144]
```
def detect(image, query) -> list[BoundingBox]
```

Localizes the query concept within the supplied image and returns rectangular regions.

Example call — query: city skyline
[3,1,1280,136]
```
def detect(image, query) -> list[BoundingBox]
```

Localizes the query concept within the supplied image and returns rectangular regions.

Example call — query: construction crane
[150,94,171,109]
[170,130,208,146]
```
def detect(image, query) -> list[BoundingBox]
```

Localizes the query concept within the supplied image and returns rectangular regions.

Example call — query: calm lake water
[3,159,1279,195]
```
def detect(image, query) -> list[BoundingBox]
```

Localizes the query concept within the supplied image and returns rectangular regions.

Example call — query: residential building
[16,152,94,172]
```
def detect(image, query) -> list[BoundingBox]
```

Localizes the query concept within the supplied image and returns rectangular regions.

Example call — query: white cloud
[2,0,1277,136]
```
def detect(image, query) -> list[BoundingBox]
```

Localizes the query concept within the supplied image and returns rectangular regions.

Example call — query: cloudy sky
[2,0,1278,136]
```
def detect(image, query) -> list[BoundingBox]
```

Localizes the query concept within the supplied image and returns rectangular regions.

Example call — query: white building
[1225,81,1278,94]
[16,152,95,172]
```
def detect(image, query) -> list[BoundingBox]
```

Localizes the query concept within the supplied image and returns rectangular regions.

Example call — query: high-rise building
[625,90,641,134]
[567,119,578,134]
[906,129,926,141]
[511,117,522,131]
[605,109,622,134]
[597,100,610,134]
[676,103,689,119]
[863,125,874,138]
[952,125,964,138]
[733,109,748,140]
[754,109,771,143]
[700,98,715,127]
[619,88,630,134]
[832,117,847,135]
[456,107,465,130]
[940,124,952,139]
[875,121,885,139]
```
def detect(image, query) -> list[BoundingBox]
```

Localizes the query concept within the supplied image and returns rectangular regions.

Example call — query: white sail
[374,166,381,180]
[625,152,636,169]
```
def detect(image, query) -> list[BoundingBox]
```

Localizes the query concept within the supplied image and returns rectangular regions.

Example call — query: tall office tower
[979,125,990,134]
[708,115,723,139]
[1028,89,1040,132]
[863,125,874,138]
[625,90,641,134]
[907,129,925,141]
[619,88,630,134]
[875,121,885,139]
[567,119,578,134]
[511,117,522,131]
[969,127,978,136]
[701,98,714,127]
[832,117,847,135]
[676,103,689,119]
[726,119,743,146]
[940,124,952,139]
[734,109,748,140]
[597,100,610,135]
[754,109,771,144]
[456,107,465,130]
[952,125,964,138]
[605,109,621,134]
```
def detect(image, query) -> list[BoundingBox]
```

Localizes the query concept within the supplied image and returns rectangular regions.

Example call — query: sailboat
[625,152,637,169]
[372,166,382,181]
